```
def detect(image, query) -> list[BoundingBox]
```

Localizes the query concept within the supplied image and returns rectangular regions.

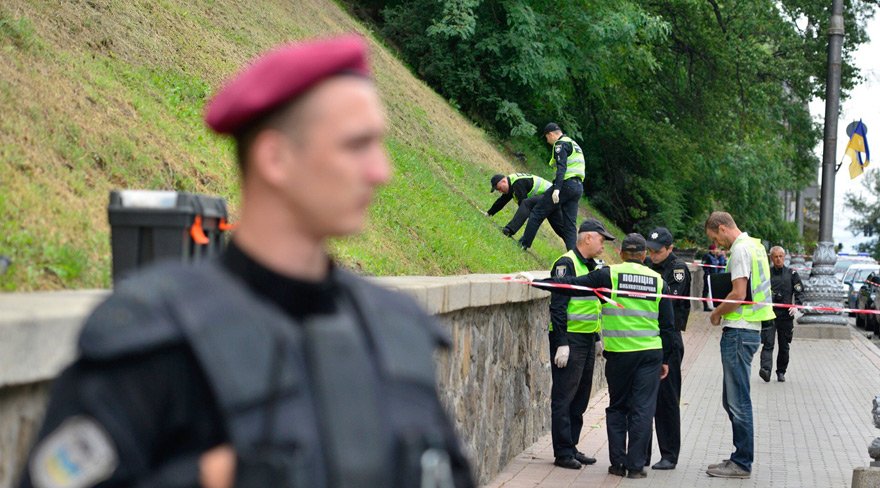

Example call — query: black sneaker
[651,459,676,470]
[608,465,626,477]
[501,227,513,237]
[574,452,596,465]
[777,372,785,382]
[627,469,647,479]
[553,456,581,470]
[759,368,771,382]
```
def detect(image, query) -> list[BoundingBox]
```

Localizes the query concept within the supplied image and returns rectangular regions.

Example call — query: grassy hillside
[0,0,622,291]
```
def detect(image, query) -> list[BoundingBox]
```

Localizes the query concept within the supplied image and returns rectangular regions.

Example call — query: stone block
[793,323,851,340]
[489,281,509,304]
[852,466,880,488]
[444,281,471,313]
[468,280,493,308]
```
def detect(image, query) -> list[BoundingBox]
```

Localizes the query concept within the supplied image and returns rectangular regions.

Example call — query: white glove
[788,307,796,317]
[551,189,560,204]
[485,211,491,217]
[554,345,570,368]
[513,271,535,282]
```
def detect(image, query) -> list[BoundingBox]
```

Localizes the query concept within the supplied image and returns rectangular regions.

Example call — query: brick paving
[485,312,880,487]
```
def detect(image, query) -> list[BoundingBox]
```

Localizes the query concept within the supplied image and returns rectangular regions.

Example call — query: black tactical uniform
[645,251,690,468]
[19,242,474,488]
[760,265,804,380]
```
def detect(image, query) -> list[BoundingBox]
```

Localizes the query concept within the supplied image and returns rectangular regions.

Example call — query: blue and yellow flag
[846,119,870,179]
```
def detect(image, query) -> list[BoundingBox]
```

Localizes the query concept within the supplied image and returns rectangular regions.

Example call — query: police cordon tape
[502,276,880,315]
[689,261,811,272]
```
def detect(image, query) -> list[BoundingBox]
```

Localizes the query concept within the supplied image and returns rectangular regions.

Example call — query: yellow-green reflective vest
[602,262,663,353]
[547,135,586,180]
[549,250,601,334]
[507,173,552,201]
[722,236,776,322]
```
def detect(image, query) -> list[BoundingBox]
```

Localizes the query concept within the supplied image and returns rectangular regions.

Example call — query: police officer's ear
[247,129,295,188]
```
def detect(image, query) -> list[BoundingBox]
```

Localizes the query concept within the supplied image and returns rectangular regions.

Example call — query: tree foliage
[352,0,875,244]
[845,171,880,258]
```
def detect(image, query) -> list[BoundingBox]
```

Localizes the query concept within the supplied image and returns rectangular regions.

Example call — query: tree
[845,170,880,259]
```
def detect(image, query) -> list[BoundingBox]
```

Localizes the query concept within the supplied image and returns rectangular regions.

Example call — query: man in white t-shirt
[703,211,775,480]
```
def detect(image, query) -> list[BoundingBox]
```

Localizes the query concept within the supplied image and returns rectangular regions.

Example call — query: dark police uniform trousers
[519,178,582,250]
[18,242,474,488]
[646,254,690,465]
[508,195,566,237]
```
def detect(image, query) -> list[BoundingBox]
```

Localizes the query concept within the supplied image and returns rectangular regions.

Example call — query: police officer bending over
[528,233,674,479]
[759,246,804,383]
[644,227,691,471]
[547,219,616,470]
[19,36,474,488]
[486,172,559,238]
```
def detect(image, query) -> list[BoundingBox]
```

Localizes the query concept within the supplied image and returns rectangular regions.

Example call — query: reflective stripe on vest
[549,250,601,333]
[547,135,586,180]
[602,262,663,352]
[507,173,552,200]
[722,236,777,322]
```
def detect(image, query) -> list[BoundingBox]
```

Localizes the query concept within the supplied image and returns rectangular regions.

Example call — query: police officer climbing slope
[18,36,474,488]
[487,172,565,239]
[518,123,585,251]
[644,227,691,471]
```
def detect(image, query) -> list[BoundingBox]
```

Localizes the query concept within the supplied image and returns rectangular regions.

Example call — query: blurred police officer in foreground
[759,246,804,383]
[19,36,474,488]
[486,172,561,238]
[532,233,673,479]
[546,219,616,469]
[644,227,691,471]
[518,123,585,251]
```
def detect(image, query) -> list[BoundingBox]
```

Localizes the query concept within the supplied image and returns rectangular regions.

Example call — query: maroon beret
[204,35,371,135]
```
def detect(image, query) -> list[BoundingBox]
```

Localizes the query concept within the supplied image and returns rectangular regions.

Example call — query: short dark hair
[621,250,646,261]
[705,211,736,232]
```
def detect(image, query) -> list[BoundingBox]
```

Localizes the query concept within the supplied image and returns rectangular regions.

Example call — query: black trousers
[549,337,596,459]
[605,349,662,471]
[760,319,794,374]
[504,195,564,237]
[519,178,582,250]
[646,331,683,465]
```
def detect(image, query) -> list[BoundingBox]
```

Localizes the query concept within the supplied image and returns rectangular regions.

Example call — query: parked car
[856,272,880,333]
[844,264,880,310]
[834,253,877,281]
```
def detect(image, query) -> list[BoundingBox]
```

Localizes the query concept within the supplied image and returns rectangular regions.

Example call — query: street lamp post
[800,0,848,325]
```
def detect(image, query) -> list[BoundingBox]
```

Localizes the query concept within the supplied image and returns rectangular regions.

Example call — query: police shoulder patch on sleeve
[673,269,686,283]
[555,145,561,153]
[555,265,567,277]
[30,416,118,488]
[794,283,803,292]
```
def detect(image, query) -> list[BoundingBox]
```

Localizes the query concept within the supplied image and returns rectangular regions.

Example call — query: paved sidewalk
[486,312,880,487]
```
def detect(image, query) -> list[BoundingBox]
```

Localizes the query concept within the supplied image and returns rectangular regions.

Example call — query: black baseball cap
[646,227,674,251]
[622,233,647,252]
[490,174,505,192]
[542,122,561,134]
[578,218,616,240]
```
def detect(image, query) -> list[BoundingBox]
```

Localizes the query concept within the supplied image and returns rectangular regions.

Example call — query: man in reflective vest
[533,233,674,479]
[487,172,563,238]
[704,211,775,480]
[518,123,586,251]
[546,219,616,469]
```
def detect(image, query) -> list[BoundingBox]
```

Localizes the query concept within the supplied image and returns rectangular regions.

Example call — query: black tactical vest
[78,261,466,487]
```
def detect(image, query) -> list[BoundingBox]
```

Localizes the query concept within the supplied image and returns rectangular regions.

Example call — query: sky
[808,8,880,251]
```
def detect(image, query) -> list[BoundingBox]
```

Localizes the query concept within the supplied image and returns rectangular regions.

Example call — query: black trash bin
[108,190,230,283]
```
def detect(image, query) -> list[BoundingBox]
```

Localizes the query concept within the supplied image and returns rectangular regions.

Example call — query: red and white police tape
[502,276,880,315]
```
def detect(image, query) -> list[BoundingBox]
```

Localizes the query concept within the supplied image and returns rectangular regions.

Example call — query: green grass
[0,0,622,290]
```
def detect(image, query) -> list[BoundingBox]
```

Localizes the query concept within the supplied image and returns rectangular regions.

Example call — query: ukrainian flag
[847,119,871,179]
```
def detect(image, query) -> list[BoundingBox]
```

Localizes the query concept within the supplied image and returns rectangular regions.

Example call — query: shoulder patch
[30,416,118,488]
[555,265,567,277]
[673,269,686,283]
[555,145,562,153]
[794,283,803,292]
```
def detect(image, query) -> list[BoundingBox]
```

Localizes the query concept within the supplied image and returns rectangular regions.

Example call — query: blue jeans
[720,327,760,472]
